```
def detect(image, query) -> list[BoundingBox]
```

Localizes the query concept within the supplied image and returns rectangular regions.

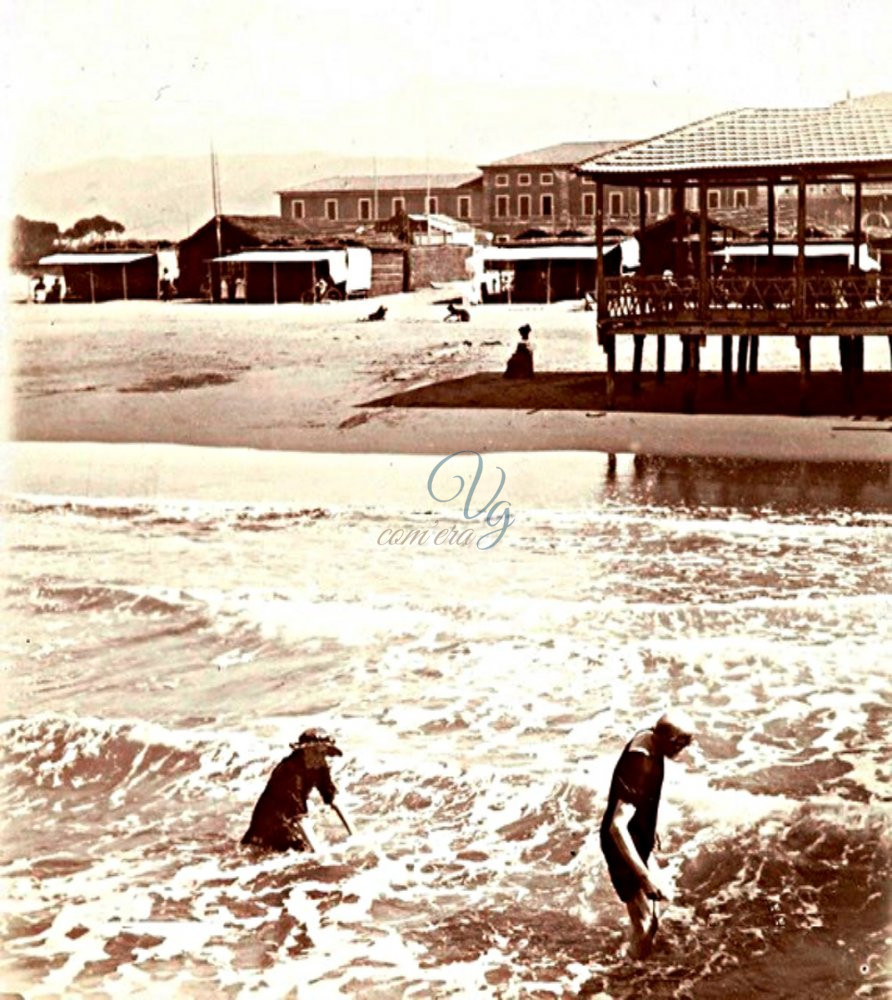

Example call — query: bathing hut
[37,251,159,302]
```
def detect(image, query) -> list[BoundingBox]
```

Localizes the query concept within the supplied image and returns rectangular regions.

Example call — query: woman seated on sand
[504,324,534,380]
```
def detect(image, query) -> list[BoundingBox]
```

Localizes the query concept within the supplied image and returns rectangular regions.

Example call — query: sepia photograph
[2,1,891,997]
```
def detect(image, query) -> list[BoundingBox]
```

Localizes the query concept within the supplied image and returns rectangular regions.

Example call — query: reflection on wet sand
[600,455,892,513]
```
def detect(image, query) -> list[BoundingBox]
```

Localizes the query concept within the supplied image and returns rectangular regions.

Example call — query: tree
[9,216,60,269]
[63,215,126,242]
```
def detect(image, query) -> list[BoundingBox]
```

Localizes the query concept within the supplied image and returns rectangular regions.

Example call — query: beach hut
[475,242,622,303]
[37,252,159,302]
[210,247,373,303]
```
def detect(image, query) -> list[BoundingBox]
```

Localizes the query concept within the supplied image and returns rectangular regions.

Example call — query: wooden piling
[748,335,759,374]
[604,334,616,410]
[736,335,749,383]
[656,335,666,384]
[632,334,645,393]
[797,334,811,414]
[682,337,698,413]
[722,335,733,394]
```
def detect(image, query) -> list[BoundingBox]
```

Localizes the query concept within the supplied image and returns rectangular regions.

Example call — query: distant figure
[44,277,61,304]
[33,276,47,304]
[219,276,229,303]
[504,323,534,379]
[159,269,173,301]
[235,276,247,303]
[583,291,595,312]
[364,304,387,322]
[600,710,694,959]
[445,301,470,322]
[242,729,351,852]
[315,277,329,302]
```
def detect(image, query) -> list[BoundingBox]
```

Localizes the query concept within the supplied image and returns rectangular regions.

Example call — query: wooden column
[273,263,279,305]
[767,182,776,259]
[672,183,686,276]
[595,181,606,320]
[797,334,811,414]
[722,335,733,394]
[748,334,759,374]
[122,265,128,301]
[736,334,749,384]
[632,334,645,392]
[698,182,709,322]
[638,184,647,235]
[795,177,807,321]
[89,269,96,304]
[682,335,698,413]
[546,259,552,304]
[656,335,666,384]
[853,179,863,268]
[595,180,614,408]
[605,335,616,409]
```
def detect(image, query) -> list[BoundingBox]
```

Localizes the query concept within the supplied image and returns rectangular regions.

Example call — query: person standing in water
[600,710,694,958]
[242,729,352,852]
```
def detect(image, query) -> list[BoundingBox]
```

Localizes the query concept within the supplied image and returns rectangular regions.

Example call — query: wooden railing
[602,275,892,326]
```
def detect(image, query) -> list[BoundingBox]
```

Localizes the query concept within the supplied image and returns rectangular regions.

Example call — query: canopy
[39,253,153,265]
[713,243,880,272]
[212,250,339,263]
[480,244,617,263]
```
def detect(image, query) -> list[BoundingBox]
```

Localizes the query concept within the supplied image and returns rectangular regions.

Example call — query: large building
[277,174,483,230]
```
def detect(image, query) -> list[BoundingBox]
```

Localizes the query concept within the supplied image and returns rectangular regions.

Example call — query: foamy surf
[2,443,890,997]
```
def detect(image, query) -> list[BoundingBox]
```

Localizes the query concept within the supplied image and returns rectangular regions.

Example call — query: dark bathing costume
[599,729,665,902]
[241,746,336,851]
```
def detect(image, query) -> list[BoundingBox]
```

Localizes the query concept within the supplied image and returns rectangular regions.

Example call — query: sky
[2,0,891,182]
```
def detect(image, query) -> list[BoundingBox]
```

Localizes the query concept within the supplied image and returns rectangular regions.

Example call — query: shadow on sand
[363,371,892,418]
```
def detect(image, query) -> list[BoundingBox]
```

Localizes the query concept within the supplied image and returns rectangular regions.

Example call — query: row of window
[494,171,555,187]
[291,196,474,222]
[290,188,752,222]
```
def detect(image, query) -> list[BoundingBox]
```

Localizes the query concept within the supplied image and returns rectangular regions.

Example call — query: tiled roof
[578,106,892,176]
[484,141,628,168]
[280,173,480,193]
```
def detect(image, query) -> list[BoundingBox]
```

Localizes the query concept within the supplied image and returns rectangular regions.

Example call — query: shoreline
[7,295,892,464]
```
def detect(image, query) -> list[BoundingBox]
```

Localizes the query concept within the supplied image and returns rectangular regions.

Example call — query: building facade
[277,174,483,228]
[478,141,681,238]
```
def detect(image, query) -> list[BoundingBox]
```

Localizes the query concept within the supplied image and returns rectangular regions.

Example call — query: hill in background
[12,152,475,240]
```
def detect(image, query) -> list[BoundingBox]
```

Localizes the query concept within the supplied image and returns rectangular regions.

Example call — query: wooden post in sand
[656,335,666,383]
[748,335,759,374]
[722,335,733,394]
[632,334,645,392]
[797,334,811,413]
[736,335,749,384]
[121,265,128,301]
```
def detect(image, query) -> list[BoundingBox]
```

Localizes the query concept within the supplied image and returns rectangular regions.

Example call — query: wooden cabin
[37,252,159,301]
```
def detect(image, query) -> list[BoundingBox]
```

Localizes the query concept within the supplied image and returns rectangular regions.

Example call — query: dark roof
[483,141,628,168]
[578,105,892,178]
[221,214,315,243]
[279,173,480,194]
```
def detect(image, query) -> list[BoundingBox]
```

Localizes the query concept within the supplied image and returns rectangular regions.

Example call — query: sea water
[1,447,890,999]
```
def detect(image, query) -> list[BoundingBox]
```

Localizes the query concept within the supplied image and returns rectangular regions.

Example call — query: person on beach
[599,710,694,959]
[504,324,534,379]
[242,729,351,852]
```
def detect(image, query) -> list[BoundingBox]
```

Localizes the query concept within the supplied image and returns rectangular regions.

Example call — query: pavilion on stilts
[578,101,892,411]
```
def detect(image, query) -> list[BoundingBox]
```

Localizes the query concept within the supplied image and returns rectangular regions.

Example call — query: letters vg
[427,451,515,549]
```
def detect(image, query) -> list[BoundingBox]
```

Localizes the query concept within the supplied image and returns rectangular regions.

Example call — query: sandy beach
[7,288,892,462]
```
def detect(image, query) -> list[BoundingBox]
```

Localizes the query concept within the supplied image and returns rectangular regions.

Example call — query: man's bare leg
[625,889,659,959]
